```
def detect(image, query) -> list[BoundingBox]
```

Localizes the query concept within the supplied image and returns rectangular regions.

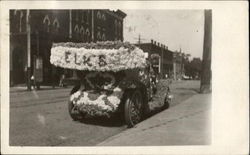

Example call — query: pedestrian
[31,75,36,90]
[59,73,65,87]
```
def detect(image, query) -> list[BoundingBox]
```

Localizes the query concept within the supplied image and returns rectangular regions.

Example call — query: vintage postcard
[0,1,248,154]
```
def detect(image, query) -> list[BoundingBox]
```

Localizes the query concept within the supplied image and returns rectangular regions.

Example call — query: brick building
[136,40,174,78]
[10,9,126,86]
[137,40,187,80]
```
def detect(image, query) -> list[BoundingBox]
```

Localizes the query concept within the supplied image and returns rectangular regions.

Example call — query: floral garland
[70,87,124,117]
[50,41,147,72]
[53,41,136,50]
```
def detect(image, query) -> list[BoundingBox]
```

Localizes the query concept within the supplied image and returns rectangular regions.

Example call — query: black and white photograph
[1,1,248,154]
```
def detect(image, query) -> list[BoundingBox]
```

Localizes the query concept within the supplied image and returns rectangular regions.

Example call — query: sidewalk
[98,93,211,146]
[10,85,70,93]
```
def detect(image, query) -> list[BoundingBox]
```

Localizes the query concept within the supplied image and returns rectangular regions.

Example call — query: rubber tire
[124,90,143,128]
[68,100,82,121]
[163,94,170,109]
[68,85,82,121]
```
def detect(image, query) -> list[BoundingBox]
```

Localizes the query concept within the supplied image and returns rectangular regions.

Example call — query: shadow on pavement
[77,115,125,127]
[74,108,168,128]
[143,106,169,122]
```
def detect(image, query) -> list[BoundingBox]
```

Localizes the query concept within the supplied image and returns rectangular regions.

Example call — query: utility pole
[134,34,146,45]
[91,10,94,42]
[161,44,164,78]
[179,47,183,77]
[138,34,141,44]
[26,10,31,91]
[69,10,72,39]
[200,10,212,93]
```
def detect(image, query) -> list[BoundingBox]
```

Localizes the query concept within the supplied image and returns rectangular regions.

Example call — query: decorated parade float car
[50,41,172,127]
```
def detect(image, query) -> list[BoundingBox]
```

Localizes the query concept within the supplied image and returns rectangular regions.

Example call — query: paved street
[99,92,211,146]
[10,80,202,146]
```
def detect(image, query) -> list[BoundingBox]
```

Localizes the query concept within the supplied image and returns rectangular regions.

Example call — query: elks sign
[65,51,107,67]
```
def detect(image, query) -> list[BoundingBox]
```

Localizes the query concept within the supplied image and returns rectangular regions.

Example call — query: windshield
[77,71,125,91]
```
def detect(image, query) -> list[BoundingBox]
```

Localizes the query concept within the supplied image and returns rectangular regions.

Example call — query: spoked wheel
[124,90,143,128]
[163,92,171,109]
[68,100,82,121]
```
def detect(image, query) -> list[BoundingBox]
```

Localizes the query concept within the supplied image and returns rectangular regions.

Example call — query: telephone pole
[200,10,212,93]
[26,10,31,91]
[134,34,146,45]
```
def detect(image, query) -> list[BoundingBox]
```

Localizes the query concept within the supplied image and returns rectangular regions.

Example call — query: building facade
[137,40,188,80]
[136,40,174,78]
[10,9,126,86]
[173,51,185,80]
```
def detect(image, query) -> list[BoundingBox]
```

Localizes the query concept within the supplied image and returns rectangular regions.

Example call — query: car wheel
[124,90,143,128]
[68,100,82,121]
[163,93,171,109]
[68,85,82,121]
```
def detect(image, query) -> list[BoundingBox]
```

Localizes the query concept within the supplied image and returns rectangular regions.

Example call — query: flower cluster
[70,87,124,117]
[50,41,147,72]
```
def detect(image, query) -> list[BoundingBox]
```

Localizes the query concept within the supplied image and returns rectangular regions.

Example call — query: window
[74,24,79,33]
[97,11,101,19]
[114,20,117,35]
[52,18,60,33]
[102,14,106,21]
[80,26,85,35]
[86,28,90,41]
[97,31,101,40]
[102,33,106,41]
[118,21,121,37]
[43,14,51,32]
[86,28,90,35]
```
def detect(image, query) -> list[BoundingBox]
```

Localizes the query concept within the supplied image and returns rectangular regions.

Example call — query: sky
[123,10,204,59]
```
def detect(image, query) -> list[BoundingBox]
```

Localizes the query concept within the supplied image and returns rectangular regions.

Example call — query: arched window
[86,28,90,36]
[118,21,121,37]
[102,33,106,41]
[80,26,85,36]
[74,24,79,34]
[97,31,101,40]
[102,14,106,21]
[118,21,121,28]
[43,14,51,32]
[52,18,60,33]
[114,20,117,35]
[85,28,90,42]
[97,11,101,19]
[53,18,60,28]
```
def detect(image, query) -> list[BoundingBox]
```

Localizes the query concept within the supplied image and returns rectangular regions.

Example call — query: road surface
[9,80,199,146]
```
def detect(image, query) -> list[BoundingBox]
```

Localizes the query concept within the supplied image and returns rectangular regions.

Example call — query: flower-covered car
[50,41,171,127]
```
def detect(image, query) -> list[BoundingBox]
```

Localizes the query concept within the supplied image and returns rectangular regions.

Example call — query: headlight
[168,94,173,99]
